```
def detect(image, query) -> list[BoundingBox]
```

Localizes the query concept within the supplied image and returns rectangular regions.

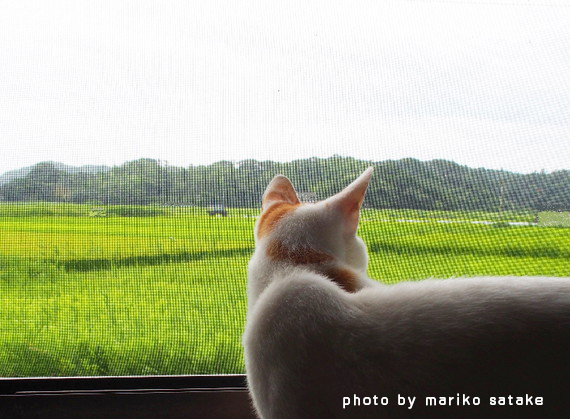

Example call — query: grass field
[1,203,569,377]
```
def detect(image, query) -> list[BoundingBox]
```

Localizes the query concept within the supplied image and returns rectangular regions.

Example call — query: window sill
[0,374,256,419]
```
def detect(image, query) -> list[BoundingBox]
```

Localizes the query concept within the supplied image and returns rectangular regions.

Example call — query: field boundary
[59,247,254,272]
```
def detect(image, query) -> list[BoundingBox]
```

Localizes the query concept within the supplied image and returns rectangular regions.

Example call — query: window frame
[0,374,255,418]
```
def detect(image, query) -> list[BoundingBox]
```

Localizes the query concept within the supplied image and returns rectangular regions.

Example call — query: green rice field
[1,203,569,377]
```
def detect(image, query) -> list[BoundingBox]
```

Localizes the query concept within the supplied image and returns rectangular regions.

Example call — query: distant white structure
[538,211,570,227]
[89,207,107,217]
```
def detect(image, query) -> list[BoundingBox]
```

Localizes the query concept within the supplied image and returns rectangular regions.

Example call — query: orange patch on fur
[266,241,333,265]
[265,240,358,292]
[323,267,358,293]
[257,203,299,238]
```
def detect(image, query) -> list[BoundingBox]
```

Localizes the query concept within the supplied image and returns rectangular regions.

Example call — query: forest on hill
[0,157,568,212]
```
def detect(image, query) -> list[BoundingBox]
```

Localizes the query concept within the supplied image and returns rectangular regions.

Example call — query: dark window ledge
[0,374,257,419]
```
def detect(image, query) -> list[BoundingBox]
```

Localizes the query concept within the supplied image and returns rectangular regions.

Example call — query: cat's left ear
[327,167,373,237]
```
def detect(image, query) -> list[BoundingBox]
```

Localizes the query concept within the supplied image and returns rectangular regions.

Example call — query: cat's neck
[248,240,377,311]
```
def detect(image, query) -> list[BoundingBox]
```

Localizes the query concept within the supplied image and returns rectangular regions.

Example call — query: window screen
[1,0,569,377]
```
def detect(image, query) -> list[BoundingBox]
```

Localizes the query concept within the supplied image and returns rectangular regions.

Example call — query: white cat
[243,168,570,418]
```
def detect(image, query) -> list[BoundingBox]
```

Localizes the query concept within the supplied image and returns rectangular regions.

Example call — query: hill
[0,162,110,185]
[0,157,568,211]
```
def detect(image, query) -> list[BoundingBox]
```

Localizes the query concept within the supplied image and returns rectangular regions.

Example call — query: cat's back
[245,275,570,418]
[245,173,570,418]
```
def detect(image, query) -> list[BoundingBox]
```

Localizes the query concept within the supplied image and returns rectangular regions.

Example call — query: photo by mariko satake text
[342,393,544,410]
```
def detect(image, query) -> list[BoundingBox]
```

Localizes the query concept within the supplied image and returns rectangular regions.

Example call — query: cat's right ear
[262,175,300,211]
[325,167,373,237]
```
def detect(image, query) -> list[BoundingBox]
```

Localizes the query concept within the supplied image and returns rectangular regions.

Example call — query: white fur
[243,170,570,418]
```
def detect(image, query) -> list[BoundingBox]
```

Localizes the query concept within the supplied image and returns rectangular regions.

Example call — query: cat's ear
[327,167,373,236]
[262,175,300,211]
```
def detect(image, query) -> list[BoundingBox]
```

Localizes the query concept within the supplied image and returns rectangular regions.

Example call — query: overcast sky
[1,0,569,175]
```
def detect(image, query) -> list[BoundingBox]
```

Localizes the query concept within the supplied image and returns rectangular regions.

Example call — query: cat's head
[252,168,373,290]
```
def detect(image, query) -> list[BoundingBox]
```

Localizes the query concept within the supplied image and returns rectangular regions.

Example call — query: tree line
[0,157,568,212]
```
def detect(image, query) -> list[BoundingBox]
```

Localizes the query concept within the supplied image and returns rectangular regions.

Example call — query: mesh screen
[1,1,569,377]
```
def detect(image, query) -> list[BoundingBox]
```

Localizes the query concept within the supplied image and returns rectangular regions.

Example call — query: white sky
[1,0,569,175]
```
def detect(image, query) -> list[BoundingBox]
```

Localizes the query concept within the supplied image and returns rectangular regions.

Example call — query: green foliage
[1,205,570,377]
[1,157,569,211]
[491,222,512,229]
[0,258,248,376]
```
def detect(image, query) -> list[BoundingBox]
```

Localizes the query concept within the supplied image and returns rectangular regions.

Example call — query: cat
[243,168,570,418]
